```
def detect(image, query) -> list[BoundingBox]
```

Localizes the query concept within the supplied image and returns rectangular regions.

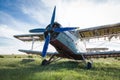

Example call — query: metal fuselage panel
[50,31,86,59]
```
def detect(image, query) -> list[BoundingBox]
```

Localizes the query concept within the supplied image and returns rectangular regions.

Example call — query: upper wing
[76,23,120,40]
[14,33,44,42]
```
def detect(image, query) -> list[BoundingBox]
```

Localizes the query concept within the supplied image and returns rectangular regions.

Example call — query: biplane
[14,6,120,69]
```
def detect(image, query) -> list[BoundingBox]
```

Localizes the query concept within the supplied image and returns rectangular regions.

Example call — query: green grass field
[0,55,120,80]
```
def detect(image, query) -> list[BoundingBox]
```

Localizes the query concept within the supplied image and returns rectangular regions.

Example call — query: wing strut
[31,37,35,50]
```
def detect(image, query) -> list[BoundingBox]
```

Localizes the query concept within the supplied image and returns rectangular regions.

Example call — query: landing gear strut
[41,54,61,66]
[81,54,93,69]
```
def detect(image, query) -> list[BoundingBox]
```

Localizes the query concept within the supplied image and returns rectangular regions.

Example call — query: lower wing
[83,51,120,58]
[19,49,58,55]
[19,49,120,59]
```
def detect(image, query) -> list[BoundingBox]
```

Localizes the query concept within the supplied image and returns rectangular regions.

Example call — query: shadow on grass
[20,58,35,64]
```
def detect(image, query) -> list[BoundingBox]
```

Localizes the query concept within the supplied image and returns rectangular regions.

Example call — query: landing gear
[81,54,93,69]
[41,54,61,66]
[86,62,92,69]
[41,59,50,65]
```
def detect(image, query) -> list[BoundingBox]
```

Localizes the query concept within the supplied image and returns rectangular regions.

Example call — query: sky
[0,0,120,54]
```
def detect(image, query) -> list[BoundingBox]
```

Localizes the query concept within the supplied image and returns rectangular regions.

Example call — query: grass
[0,55,120,80]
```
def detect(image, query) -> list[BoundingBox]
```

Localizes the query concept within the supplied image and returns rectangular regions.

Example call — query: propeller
[54,27,78,32]
[29,6,78,57]
[42,33,50,57]
[40,6,56,57]
[29,28,45,33]
[50,6,56,27]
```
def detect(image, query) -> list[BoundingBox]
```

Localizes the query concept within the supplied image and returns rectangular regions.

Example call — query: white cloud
[55,0,120,28]
[0,11,36,33]
[0,24,21,39]
[0,47,25,55]
[7,0,119,29]
[20,0,120,28]
[20,0,52,26]
[0,11,35,54]
[22,8,50,26]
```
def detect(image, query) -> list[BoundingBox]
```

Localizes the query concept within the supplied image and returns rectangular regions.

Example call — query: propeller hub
[44,22,61,39]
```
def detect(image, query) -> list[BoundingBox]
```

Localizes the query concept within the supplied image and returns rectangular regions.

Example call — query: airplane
[14,6,120,69]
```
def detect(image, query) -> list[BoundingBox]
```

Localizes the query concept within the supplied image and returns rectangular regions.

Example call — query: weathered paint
[50,31,86,55]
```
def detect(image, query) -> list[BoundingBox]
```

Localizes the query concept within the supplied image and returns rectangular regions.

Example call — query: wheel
[86,62,92,69]
[41,59,49,65]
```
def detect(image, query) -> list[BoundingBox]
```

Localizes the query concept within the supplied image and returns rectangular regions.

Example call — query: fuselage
[46,22,86,59]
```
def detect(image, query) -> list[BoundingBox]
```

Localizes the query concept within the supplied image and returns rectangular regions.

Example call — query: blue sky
[0,0,120,54]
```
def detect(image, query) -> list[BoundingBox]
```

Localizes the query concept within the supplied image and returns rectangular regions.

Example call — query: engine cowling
[44,22,61,40]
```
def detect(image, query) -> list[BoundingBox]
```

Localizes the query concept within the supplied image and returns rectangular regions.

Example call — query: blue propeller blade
[42,33,50,57]
[29,28,45,33]
[54,27,78,32]
[49,6,56,29]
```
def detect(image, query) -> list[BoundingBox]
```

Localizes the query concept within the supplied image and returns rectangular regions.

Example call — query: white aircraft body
[14,6,120,69]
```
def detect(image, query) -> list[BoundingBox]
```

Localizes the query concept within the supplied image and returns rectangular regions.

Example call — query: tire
[41,59,49,65]
[86,62,92,69]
